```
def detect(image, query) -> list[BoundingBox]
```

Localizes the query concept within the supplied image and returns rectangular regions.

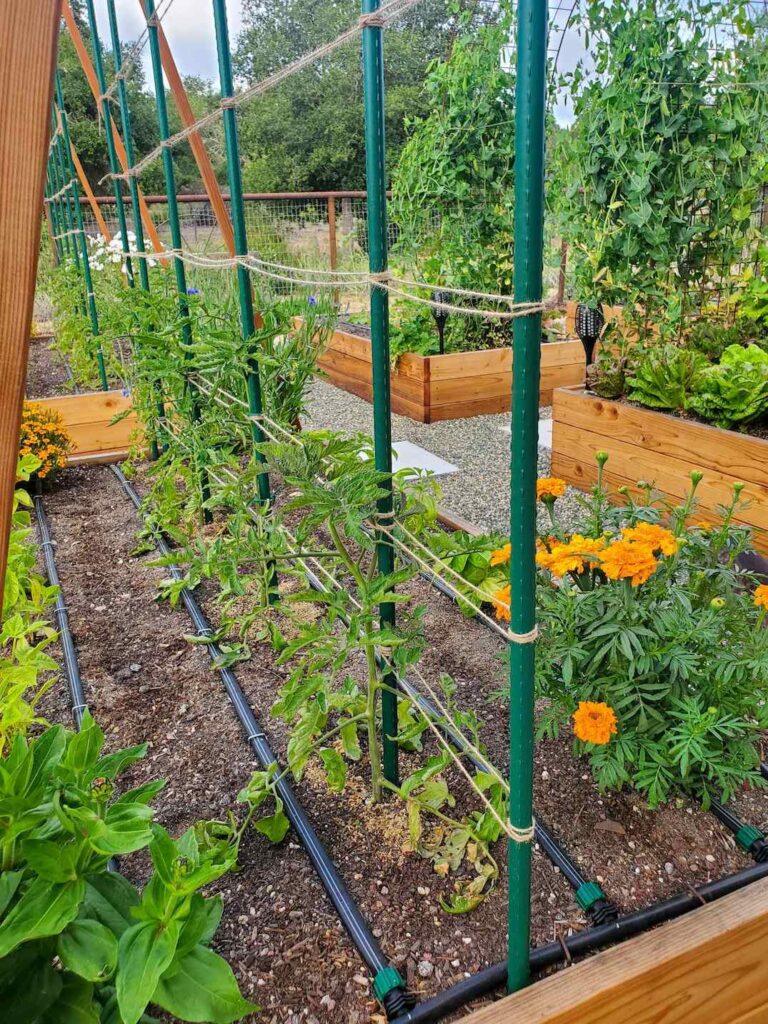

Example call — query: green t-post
[144,0,211,521]
[361,0,399,787]
[507,0,547,993]
[44,172,62,265]
[212,0,273,508]
[84,0,135,288]
[105,0,150,293]
[55,75,109,391]
[104,0,164,460]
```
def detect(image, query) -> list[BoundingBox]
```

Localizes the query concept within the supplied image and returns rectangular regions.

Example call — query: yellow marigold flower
[536,477,566,502]
[572,701,618,745]
[621,522,678,556]
[490,543,511,567]
[492,584,511,622]
[536,534,606,577]
[599,539,659,586]
[754,585,768,610]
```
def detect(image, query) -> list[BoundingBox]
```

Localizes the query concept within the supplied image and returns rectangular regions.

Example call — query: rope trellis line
[103,0,427,185]
[96,0,178,105]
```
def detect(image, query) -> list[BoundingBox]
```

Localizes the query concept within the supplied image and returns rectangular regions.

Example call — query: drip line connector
[736,824,768,863]
[375,967,415,1018]
[575,881,619,924]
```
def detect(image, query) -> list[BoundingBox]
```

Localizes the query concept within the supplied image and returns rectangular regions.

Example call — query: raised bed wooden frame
[551,386,768,553]
[35,389,138,464]
[310,321,586,423]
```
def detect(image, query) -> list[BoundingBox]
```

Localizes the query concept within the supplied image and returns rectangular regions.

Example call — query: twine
[359,12,386,27]
[97,0,178,105]
[105,0,425,183]
[507,626,539,644]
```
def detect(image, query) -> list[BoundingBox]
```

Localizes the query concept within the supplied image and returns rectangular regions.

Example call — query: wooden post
[557,238,567,307]
[0,0,61,600]
[61,0,165,258]
[328,195,338,304]
[138,0,236,257]
[70,139,112,241]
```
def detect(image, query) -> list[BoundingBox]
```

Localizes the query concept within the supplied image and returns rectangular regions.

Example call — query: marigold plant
[536,477,566,502]
[18,402,72,479]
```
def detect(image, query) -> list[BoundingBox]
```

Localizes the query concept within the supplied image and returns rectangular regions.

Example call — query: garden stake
[105,0,165,460]
[507,0,548,993]
[362,0,400,788]
[144,0,212,521]
[49,125,78,272]
[54,73,109,391]
[84,0,136,289]
[46,146,70,265]
[212,0,277,597]
[111,466,414,1018]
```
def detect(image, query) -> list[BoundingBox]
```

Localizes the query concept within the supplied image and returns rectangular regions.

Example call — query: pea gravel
[305,379,588,535]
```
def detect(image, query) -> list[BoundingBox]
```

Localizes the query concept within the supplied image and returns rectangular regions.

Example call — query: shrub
[19,402,72,480]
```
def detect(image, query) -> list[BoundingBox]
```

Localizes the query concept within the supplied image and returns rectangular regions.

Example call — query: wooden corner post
[0,0,61,601]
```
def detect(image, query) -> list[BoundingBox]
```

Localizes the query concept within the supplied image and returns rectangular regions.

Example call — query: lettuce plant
[688,344,768,428]
[626,344,707,412]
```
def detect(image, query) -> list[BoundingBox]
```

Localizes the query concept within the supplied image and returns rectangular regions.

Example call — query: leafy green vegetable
[688,344,768,428]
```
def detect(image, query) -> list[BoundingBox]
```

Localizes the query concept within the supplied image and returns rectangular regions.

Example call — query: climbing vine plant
[560,0,768,333]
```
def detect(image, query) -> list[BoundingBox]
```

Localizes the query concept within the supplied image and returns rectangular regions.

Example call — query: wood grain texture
[461,878,768,1024]
[35,391,139,458]
[551,387,768,551]
[61,0,165,258]
[314,325,585,422]
[0,0,61,597]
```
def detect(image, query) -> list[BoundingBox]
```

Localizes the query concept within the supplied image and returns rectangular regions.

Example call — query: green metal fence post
[55,73,109,391]
[212,0,273,508]
[84,0,135,288]
[507,0,547,995]
[361,0,399,788]
[144,0,211,521]
[105,0,164,460]
[48,137,72,264]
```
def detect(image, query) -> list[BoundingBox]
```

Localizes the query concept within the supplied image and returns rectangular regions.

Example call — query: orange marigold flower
[490,543,511,567]
[536,534,606,577]
[599,539,659,586]
[621,522,678,556]
[572,701,618,745]
[536,477,566,502]
[754,585,768,610]
[492,584,511,622]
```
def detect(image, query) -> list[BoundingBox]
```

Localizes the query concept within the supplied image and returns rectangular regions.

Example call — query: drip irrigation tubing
[34,486,88,729]
[389,860,768,1024]
[109,465,415,1018]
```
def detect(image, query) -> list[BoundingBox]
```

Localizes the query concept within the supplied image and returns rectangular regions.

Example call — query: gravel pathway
[305,379,587,535]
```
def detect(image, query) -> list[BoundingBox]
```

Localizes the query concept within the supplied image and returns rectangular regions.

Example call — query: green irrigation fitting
[575,881,607,913]
[84,0,135,288]
[373,966,407,1004]
[144,0,211,520]
[735,824,768,863]
[361,0,399,789]
[507,0,547,995]
[54,73,109,391]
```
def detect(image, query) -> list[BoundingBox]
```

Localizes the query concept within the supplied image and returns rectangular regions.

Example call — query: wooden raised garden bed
[310,321,586,423]
[551,386,768,553]
[36,389,138,464]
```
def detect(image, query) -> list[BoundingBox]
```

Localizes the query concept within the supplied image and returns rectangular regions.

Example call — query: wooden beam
[461,878,768,1024]
[138,0,236,256]
[70,139,112,240]
[60,0,166,258]
[0,0,61,599]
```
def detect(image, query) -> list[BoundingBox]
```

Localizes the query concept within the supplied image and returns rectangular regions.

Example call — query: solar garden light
[575,302,605,386]
[431,290,450,354]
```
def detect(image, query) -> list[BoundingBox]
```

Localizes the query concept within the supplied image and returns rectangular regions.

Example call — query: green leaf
[0,877,85,957]
[58,919,118,982]
[38,973,100,1024]
[116,921,179,1024]
[153,943,259,1023]
[253,797,290,844]
[22,838,81,882]
[81,873,139,938]
[0,870,23,917]
[339,719,362,761]
[319,747,347,792]
[62,712,104,775]
[2,953,62,1024]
